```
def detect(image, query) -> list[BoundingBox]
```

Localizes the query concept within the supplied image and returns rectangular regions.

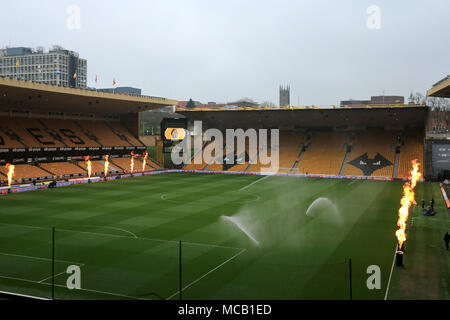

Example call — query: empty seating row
[1,155,161,185]
[0,164,51,181]
[40,162,86,176]
[184,130,424,178]
[294,132,348,175]
[0,117,144,149]
[398,132,424,178]
[185,140,221,170]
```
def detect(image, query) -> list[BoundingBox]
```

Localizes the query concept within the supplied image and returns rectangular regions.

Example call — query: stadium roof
[179,105,427,130]
[0,77,177,115]
[427,75,450,98]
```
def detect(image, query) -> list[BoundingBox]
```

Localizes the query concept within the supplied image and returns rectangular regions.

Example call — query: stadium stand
[77,160,104,175]
[227,161,250,173]
[0,78,176,186]
[108,157,155,173]
[41,119,100,147]
[248,147,274,173]
[39,158,152,178]
[277,131,306,173]
[40,162,86,177]
[184,146,207,170]
[108,122,145,147]
[0,124,26,148]
[186,132,304,173]
[398,131,424,178]
[132,157,158,171]
[185,129,424,178]
[100,160,123,174]
[76,121,134,147]
[343,131,395,177]
[0,117,64,148]
[295,131,347,175]
[185,140,222,170]
[38,156,157,179]
[146,158,161,170]
[0,78,428,182]
[0,117,145,149]
[0,164,51,181]
[226,139,259,172]
[207,151,227,171]
[0,116,156,180]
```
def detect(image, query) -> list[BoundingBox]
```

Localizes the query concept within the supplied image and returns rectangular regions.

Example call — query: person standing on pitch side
[445,232,450,251]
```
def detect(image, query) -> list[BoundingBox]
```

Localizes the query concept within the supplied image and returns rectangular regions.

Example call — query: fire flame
[104,155,109,177]
[6,163,15,188]
[130,152,134,173]
[395,159,421,249]
[85,155,92,178]
[142,151,148,172]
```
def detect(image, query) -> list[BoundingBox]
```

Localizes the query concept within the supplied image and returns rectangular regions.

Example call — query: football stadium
[0,74,449,301]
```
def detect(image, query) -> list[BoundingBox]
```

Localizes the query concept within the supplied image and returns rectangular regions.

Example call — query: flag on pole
[73,73,77,79]
[16,60,20,67]
[95,75,98,83]
[37,65,41,72]
[113,78,116,86]
[56,70,60,76]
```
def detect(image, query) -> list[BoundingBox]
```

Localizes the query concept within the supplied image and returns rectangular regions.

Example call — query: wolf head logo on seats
[171,121,279,173]
[347,153,393,176]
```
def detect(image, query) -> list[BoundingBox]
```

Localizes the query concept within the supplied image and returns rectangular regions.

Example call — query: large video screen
[160,118,188,153]
[432,143,450,176]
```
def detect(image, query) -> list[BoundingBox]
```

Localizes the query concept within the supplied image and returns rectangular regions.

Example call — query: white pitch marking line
[105,226,138,238]
[166,248,247,300]
[36,262,86,284]
[70,225,138,239]
[38,270,69,284]
[0,252,83,266]
[0,290,50,300]
[162,192,261,204]
[384,243,398,300]
[239,175,270,191]
[0,274,147,300]
[0,222,244,251]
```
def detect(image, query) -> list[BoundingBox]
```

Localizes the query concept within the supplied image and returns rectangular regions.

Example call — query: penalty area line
[239,175,271,191]
[166,248,247,300]
[0,222,243,251]
[0,251,83,266]
[38,270,68,284]
[37,261,86,284]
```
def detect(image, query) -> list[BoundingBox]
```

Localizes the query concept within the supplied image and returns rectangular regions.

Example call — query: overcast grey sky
[1,0,449,105]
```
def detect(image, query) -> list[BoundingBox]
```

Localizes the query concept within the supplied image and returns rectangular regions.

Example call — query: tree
[426,96,450,110]
[185,99,196,109]
[413,92,425,104]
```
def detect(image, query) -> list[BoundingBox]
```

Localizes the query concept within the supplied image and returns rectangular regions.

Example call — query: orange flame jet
[130,152,134,173]
[142,151,148,172]
[395,159,421,249]
[104,155,109,177]
[5,163,15,187]
[85,156,92,178]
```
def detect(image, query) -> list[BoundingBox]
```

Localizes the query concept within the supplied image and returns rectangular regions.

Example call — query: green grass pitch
[0,173,448,300]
